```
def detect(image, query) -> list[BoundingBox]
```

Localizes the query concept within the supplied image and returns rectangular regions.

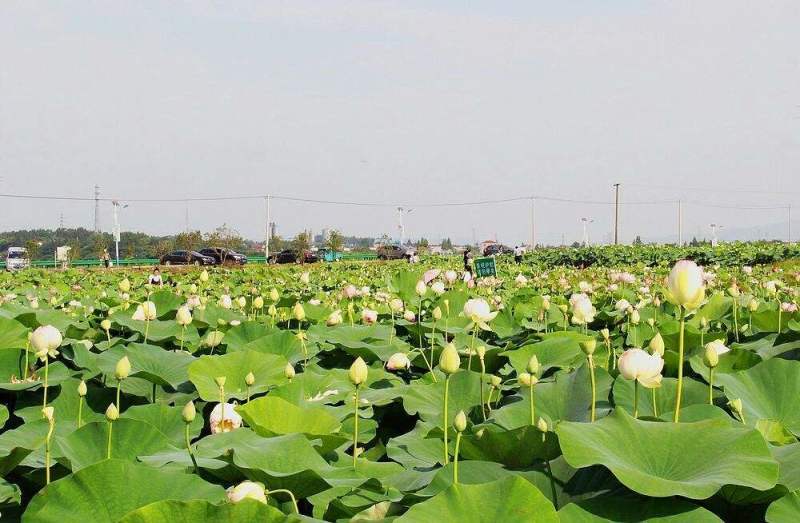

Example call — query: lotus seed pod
[245,371,255,386]
[182,401,196,423]
[453,410,467,433]
[100,319,112,331]
[580,339,596,356]
[349,357,368,386]
[77,379,88,397]
[518,372,532,387]
[105,403,119,421]
[439,343,461,374]
[284,363,296,380]
[115,356,131,380]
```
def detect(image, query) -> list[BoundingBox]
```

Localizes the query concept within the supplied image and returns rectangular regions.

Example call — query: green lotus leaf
[148,290,183,318]
[188,350,288,401]
[492,363,613,429]
[395,476,558,522]
[0,476,21,506]
[766,491,800,523]
[57,418,174,471]
[501,334,585,376]
[22,459,225,522]
[122,403,204,447]
[238,396,341,437]
[612,376,716,418]
[117,499,303,523]
[556,408,778,499]
[222,322,277,351]
[558,494,722,522]
[401,370,482,426]
[0,316,29,351]
[241,330,313,364]
[459,424,561,466]
[716,358,800,435]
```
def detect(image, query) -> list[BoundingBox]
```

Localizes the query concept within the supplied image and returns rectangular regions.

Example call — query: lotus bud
[703,344,719,368]
[389,298,404,313]
[518,372,532,387]
[403,310,416,322]
[415,280,427,297]
[536,417,548,433]
[453,410,467,433]
[284,363,295,380]
[490,375,502,387]
[226,481,267,504]
[236,296,246,308]
[527,355,540,376]
[580,339,596,356]
[268,304,277,317]
[253,296,264,309]
[118,278,131,293]
[728,285,740,297]
[269,288,280,302]
[176,306,192,326]
[748,299,758,312]
[476,345,486,360]
[649,332,665,356]
[600,328,610,341]
[115,356,131,380]
[100,319,112,332]
[199,270,209,283]
[182,401,196,423]
[245,371,255,386]
[42,406,55,422]
[700,317,709,330]
[293,302,306,321]
[300,272,310,285]
[190,283,198,293]
[214,376,227,388]
[432,306,442,321]
[646,318,655,328]
[630,309,641,324]
[439,343,461,374]
[78,380,88,397]
[105,403,119,421]
[349,357,368,386]
[205,330,224,348]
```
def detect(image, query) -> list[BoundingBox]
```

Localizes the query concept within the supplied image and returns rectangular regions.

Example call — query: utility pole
[111,200,127,267]
[710,223,718,246]
[612,183,620,245]
[93,185,101,232]
[184,201,189,233]
[264,195,271,263]
[59,213,64,229]
[788,205,792,244]
[678,199,683,246]
[581,217,594,246]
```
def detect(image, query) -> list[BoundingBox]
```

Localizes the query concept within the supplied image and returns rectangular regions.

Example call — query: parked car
[198,248,248,265]
[268,249,319,264]
[376,245,407,260]
[483,244,513,257]
[317,248,343,262]
[6,247,30,271]
[159,250,215,266]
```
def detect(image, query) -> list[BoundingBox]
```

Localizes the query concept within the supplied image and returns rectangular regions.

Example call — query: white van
[6,247,30,271]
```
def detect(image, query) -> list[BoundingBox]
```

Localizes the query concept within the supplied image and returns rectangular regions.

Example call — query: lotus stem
[106,420,113,459]
[352,385,360,469]
[152,382,157,403]
[45,417,54,484]
[179,325,186,352]
[479,359,487,421]
[77,396,83,428]
[673,306,686,422]
[468,325,477,369]
[588,354,596,422]
[453,432,462,484]
[529,381,535,426]
[116,380,122,412]
[733,299,739,342]
[708,367,714,405]
[443,374,451,464]
[144,318,150,344]
[652,388,658,417]
[545,458,558,510]
[430,321,436,370]
[633,380,639,419]
[185,424,198,474]
[389,311,394,344]
[42,357,50,408]
[23,339,30,381]
[268,489,299,514]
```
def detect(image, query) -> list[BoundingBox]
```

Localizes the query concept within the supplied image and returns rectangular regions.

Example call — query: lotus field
[1,254,800,522]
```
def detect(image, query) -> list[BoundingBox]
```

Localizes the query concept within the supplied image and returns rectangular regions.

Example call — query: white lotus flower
[569,293,596,325]
[361,308,378,324]
[31,325,62,361]
[209,402,243,434]
[463,298,497,330]
[618,348,664,388]
[431,281,446,295]
[226,481,267,504]
[219,295,233,309]
[386,352,411,371]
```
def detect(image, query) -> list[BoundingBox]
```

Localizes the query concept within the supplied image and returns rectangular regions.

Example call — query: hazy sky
[1,1,798,246]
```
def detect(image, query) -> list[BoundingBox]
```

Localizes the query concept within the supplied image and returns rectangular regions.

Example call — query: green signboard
[473,256,497,278]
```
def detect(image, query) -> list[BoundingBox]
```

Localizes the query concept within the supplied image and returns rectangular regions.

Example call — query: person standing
[463,248,473,273]
[514,245,524,264]
[101,248,111,268]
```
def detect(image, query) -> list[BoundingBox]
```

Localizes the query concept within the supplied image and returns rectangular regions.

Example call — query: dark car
[268,249,319,264]
[483,244,513,257]
[199,248,248,265]
[160,250,215,266]
[376,245,406,260]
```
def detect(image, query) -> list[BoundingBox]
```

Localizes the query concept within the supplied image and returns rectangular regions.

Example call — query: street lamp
[397,207,412,246]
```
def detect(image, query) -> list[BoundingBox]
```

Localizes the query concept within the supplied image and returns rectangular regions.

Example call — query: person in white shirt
[514,245,524,264]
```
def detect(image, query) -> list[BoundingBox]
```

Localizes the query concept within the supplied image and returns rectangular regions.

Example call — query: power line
[624,182,800,196]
